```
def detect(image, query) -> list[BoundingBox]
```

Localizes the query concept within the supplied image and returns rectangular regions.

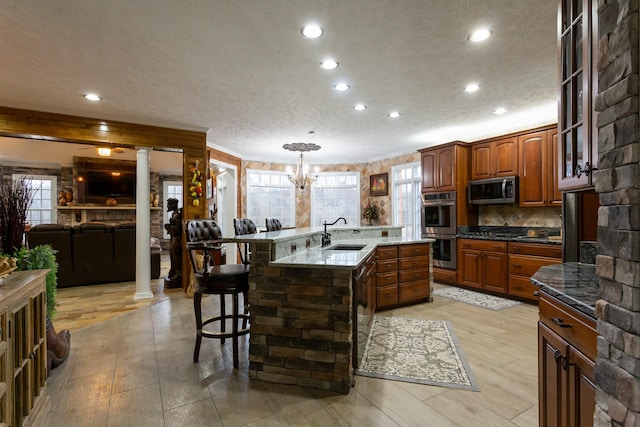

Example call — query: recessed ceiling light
[464,83,480,93]
[388,111,401,118]
[84,93,102,101]
[469,28,492,42]
[334,83,350,91]
[301,23,323,39]
[493,107,508,115]
[320,59,339,70]
[354,104,367,111]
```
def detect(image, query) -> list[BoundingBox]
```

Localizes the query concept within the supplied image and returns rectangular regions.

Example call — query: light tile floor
[45,284,540,426]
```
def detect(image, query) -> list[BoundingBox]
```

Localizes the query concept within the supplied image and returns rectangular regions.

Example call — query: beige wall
[242,152,420,227]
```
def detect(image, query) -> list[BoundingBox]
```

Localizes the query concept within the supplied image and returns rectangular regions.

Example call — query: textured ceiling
[0,0,558,165]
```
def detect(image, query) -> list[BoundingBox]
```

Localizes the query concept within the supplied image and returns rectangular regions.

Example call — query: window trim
[310,171,360,227]
[13,174,58,225]
[245,169,296,229]
[391,162,421,240]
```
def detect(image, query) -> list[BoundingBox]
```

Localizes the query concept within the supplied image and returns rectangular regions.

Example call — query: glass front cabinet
[558,0,598,191]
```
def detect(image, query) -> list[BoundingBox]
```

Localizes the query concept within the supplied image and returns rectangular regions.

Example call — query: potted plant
[363,202,379,225]
[0,176,70,372]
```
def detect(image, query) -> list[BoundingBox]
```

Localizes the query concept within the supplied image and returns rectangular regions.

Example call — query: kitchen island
[224,225,434,393]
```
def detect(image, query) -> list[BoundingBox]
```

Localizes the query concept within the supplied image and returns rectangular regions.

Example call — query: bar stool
[185,219,250,369]
[233,218,257,265]
[265,218,282,231]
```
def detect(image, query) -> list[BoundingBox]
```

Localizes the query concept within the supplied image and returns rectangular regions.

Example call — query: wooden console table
[0,270,50,426]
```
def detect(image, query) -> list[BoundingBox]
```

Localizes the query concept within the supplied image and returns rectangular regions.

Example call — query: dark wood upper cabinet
[519,129,562,208]
[557,0,598,191]
[471,137,518,180]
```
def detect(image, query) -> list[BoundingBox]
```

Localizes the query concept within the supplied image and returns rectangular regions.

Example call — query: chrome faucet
[322,217,347,247]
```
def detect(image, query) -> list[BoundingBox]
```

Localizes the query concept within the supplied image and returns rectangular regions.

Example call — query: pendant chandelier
[283,143,321,190]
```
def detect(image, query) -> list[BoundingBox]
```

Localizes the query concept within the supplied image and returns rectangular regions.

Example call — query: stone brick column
[247,241,354,394]
[593,1,640,425]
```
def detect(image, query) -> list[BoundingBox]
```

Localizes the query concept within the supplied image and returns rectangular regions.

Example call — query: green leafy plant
[363,203,379,222]
[12,245,58,320]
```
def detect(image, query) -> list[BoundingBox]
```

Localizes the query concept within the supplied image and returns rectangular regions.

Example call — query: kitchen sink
[326,244,366,251]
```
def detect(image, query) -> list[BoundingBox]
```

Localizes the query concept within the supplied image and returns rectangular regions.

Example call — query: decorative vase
[64,188,73,203]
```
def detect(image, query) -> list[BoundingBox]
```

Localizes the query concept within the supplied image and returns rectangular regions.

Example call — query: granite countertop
[457,226,562,245]
[530,262,599,319]
[224,225,401,243]
[270,236,434,269]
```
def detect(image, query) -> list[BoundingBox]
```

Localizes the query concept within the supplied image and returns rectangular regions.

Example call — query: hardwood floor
[53,254,174,332]
[46,273,540,426]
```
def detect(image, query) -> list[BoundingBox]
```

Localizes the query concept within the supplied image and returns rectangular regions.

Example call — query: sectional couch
[27,222,161,287]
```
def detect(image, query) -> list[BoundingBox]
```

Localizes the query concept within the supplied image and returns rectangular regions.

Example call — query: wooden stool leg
[193,292,203,363]
[232,292,239,369]
[220,294,226,345]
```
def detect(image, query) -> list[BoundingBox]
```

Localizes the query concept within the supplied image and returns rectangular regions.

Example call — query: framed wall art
[370,172,388,196]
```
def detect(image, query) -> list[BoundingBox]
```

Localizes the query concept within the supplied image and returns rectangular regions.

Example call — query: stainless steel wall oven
[421,191,457,269]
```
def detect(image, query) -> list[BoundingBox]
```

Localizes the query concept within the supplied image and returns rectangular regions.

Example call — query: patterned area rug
[356,316,479,391]
[433,286,523,311]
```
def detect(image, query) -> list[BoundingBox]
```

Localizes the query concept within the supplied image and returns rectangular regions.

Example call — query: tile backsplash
[478,205,562,228]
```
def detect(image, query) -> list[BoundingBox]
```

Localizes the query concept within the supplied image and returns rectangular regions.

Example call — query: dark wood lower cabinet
[538,292,596,427]
[458,239,507,293]
[375,243,431,310]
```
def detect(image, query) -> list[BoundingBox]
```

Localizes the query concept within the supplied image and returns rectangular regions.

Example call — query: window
[163,180,183,238]
[246,170,295,228]
[392,163,421,240]
[311,172,360,226]
[13,174,57,226]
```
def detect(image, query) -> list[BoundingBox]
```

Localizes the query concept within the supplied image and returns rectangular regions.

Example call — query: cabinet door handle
[462,243,471,248]
[551,317,572,328]
[533,291,539,297]
[512,247,521,253]
[512,263,522,269]
[553,349,562,362]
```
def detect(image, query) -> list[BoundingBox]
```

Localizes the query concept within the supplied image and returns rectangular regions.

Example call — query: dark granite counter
[531,262,599,319]
[457,225,562,245]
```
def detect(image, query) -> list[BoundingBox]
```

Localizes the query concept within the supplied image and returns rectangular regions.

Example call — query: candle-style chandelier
[283,143,321,190]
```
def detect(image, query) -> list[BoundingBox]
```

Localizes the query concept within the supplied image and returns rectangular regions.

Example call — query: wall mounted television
[85,170,136,199]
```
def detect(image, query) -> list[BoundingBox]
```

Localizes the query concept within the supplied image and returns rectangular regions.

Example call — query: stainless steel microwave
[468,176,518,204]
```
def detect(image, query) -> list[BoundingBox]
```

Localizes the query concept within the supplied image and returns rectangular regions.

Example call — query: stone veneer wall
[593,1,640,425]
[247,240,353,393]
[242,152,420,227]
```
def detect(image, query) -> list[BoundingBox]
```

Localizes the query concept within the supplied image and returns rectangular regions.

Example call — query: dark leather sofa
[27,223,161,287]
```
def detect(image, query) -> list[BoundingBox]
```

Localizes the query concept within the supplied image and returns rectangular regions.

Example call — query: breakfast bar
[225,226,433,393]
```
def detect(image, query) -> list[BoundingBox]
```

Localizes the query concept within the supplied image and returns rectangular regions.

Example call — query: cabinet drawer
[399,281,430,303]
[509,254,562,277]
[539,293,597,360]
[376,271,397,287]
[509,242,562,258]
[377,246,398,260]
[377,259,398,273]
[459,239,506,252]
[508,275,539,301]
[399,267,429,283]
[377,285,398,308]
[433,267,457,284]
[398,256,429,270]
[399,244,429,258]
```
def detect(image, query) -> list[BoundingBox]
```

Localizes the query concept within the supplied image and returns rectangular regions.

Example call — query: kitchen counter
[531,262,599,319]
[457,226,562,245]
[270,236,434,269]
[224,226,433,393]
